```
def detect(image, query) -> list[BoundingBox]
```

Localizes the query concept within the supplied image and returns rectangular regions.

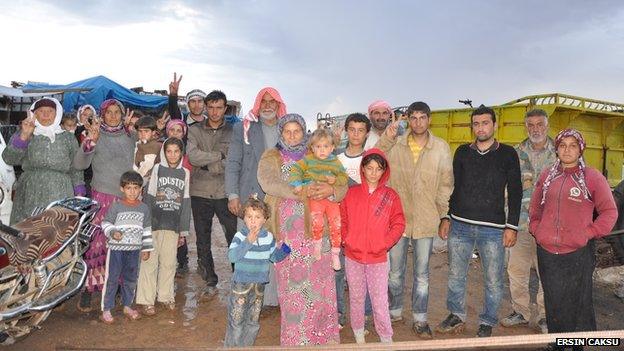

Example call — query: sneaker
[203,285,218,297]
[354,329,366,344]
[412,322,433,339]
[435,313,465,334]
[537,318,548,334]
[76,291,92,313]
[176,263,189,276]
[500,311,529,327]
[390,314,403,323]
[476,324,492,337]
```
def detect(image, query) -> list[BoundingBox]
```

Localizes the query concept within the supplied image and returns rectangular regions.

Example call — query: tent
[22,75,168,113]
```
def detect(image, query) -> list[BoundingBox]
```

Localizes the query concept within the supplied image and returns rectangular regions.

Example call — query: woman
[529,129,616,348]
[257,114,347,346]
[73,99,136,312]
[3,97,84,224]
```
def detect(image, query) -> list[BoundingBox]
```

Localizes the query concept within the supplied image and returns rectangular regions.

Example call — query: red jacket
[529,165,617,254]
[340,148,406,264]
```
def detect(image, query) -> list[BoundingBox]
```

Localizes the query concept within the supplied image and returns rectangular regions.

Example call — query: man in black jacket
[436,105,522,338]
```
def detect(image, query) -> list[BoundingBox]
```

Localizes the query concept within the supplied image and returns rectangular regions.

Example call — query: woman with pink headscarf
[529,129,616,345]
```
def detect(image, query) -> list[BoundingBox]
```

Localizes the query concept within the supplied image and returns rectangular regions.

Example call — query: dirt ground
[9,218,624,350]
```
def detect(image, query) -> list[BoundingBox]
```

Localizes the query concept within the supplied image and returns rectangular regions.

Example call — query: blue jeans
[446,219,504,326]
[102,249,140,311]
[388,236,433,322]
[224,281,265,347]
[335,248,372,323]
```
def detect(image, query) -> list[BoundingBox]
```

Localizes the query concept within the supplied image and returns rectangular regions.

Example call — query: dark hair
[136,115,157,131]
[204,90,227,106]
[163,137,184,153]
[470,104,496,124]
[344,113,371,132]
[61,113,78,124]
[361,153,387,171]
[120,170,143,187]
[240,197,271,220]
[406,101,431,118]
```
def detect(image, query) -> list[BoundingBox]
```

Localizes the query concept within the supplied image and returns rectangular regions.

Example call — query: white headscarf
[77,104,97,126]
[29,97,64,143]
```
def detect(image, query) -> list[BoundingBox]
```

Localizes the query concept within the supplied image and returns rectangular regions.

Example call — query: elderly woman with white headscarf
[2,97,84,224]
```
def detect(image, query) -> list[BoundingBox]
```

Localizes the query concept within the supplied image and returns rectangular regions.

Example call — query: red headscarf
[242,87,287,144]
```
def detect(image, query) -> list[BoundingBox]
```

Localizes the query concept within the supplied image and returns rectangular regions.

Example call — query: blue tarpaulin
[22,75,168,113]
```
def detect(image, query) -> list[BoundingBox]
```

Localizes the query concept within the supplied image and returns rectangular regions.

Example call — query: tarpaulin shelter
[22,75,168,113]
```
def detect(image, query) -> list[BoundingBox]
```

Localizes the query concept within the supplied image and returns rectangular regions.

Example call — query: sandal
[100,311,114,324]
[123,307,141,320]
[161,301,176,311]
[142,305,156,316]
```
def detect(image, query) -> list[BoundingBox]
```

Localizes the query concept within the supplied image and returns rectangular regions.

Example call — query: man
[187,90,236,296]
[364,100,393,150]
[225,87,287,306]
[437,105,522,338]
[166,73,205,273]
[501,109,555,333]
[168,72,206,127]
[377,102,453,339]
[335,112,373,329]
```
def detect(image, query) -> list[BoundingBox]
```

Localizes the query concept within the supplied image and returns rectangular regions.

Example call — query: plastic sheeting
[22,75,167,113]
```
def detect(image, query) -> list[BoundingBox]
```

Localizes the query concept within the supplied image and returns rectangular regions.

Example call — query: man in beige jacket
[376,101,454,339]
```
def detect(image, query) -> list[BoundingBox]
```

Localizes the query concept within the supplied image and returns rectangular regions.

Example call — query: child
[288,128,347,270]
[340,148,405,343]
[136,138,191,314]
[100,171,153,323]
[165,119,192,171]
[224,197,291,347]
[60,113,78,133]
[133,116,162,182]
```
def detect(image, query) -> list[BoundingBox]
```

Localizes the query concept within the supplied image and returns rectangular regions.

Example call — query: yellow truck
[331,93,624,186]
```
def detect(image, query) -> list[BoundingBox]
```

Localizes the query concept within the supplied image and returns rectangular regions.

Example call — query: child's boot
[313,239,322,260]
[331,248,341,270]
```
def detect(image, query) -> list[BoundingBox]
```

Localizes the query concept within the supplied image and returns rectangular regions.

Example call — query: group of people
[2,74,619,350]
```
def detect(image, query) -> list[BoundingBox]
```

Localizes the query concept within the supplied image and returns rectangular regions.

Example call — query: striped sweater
[101,200,153,252]
[228,227,288,283]
[289,153,348,187]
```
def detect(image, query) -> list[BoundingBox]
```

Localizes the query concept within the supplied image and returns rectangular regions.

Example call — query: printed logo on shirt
[568,186,582,203]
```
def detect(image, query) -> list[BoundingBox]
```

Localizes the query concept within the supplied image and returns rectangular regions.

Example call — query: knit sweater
[102,201,153,252]
[449,141,522,230]
[227,227,288,283]
[73,129,135,197]
[289,154,348,187]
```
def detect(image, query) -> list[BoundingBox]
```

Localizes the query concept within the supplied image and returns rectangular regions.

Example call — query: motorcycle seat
[0,206,80,266]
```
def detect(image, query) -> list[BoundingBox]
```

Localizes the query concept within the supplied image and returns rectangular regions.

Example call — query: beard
[372,119,389,131]
[476,133,494,142]
[528,134,546,144]
[260,110,277,121]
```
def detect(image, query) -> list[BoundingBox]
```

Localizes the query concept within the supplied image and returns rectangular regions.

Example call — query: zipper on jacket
[554,174,567,254]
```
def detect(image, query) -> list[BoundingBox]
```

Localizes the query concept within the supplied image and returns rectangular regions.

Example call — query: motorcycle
[0,197,99,345]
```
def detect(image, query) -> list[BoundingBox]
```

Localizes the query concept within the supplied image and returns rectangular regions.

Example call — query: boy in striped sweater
[224,197,290,347]
[289,128,347,270]
[100,171,153,324]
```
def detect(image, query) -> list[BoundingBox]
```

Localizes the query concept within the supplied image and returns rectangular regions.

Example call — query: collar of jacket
[201,119,225,130]
[397,129,434,149]
[518,136,555,153]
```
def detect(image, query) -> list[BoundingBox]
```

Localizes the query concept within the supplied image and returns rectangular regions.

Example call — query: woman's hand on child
[325,175,336,185]
[141,251,150,261]
[293,185,303,195]
[307,181,334,200]
[112,231,123,241]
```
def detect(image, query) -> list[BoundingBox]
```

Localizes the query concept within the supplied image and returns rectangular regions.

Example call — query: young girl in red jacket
[340,148,405,344]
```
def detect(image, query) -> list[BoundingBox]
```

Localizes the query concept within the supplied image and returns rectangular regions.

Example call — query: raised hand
[124,109,137,132]
[156,110,170,131]
[86,119,101,143]
[169,72,183,95]
[19,115,36,141]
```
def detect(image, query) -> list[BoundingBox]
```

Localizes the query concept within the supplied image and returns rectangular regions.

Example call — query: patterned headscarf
[166,119,188,137]
[99,99,126,133]
[367,100,393,116]
[277,114,308,155]
[242,87,287,144]
[540,128,588,205]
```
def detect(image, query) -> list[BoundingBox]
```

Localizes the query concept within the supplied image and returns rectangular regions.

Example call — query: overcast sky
[1,0,624,127]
